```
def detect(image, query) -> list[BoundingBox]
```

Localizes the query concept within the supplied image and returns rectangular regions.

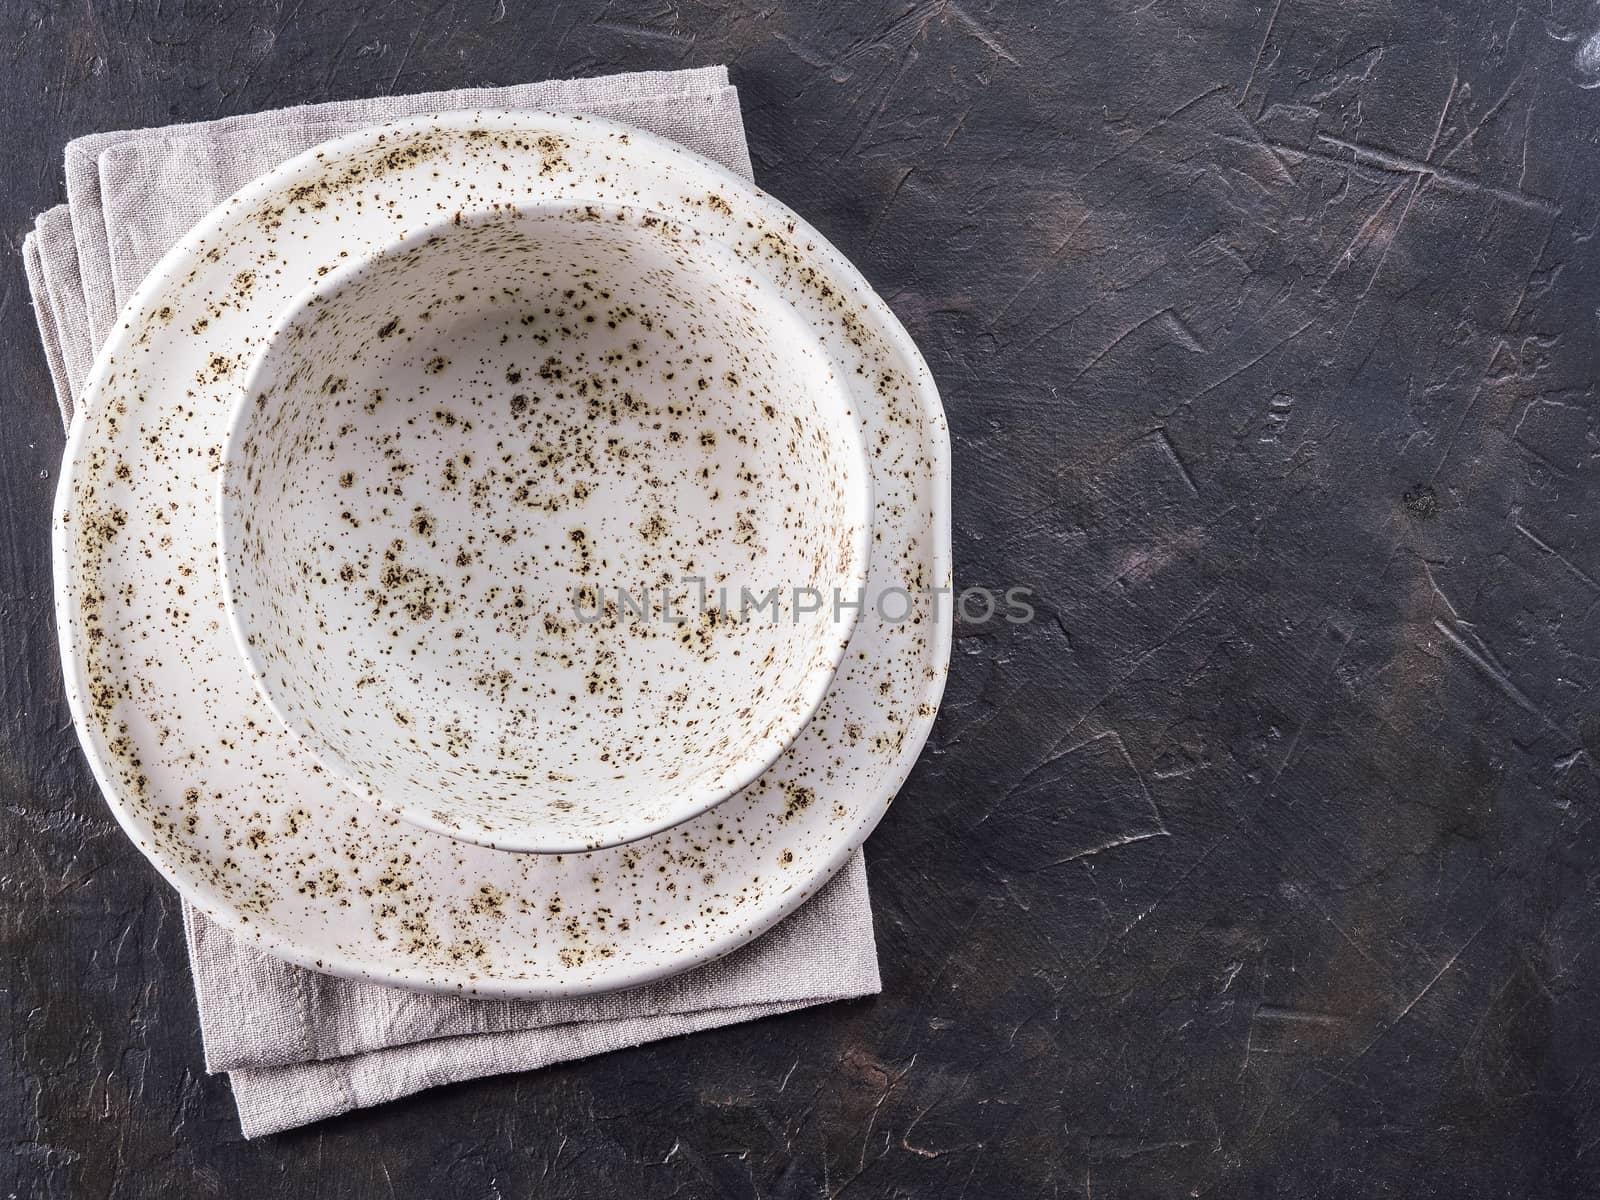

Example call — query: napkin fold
[25,66,880,1139]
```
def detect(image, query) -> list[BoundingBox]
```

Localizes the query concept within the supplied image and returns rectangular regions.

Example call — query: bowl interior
[220,205,871,851]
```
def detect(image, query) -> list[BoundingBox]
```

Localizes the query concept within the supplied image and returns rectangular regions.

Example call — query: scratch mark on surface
[1062,83,1230,200]
[981,728,1167,843]
[942,0,1019,65]
[1204,126,1298,185]
[1423,70,1459,161]
[1004,297,1100,358]
[1239,0,1287,110]
[999,581,1227,766]
[901,1093,984,1159]
[1386,921,1486,1030]
[386,16,424,92]
[992,210,1093,321]
[943,101,975,147]
[1254,1004,1346,1025]
[772,32,834,69]
[1350,173,1427,316]
[1438,69,1525,165]
[1096,821,1234,954]
[1069,310,1168,383]
[1158,308,1207,352]
[1028,829,1168,870]
[831,1054,918,1199]
[1514,520,1600,594]
[1162,319,1315,414]
[1228,916,1497,1167]
[1432,618,1557,728]
[1068,307,1203,382]
[592,19,693,44]
[1324,179,1411,282]
[867,166,917,244]
[1420,558,1464,621]
[1265,621,1348,786]
[1344,173,1425,309]
[1427,379,1486,482]
[1308,135,1559,214]
[1282,883,1387,971]
[1150,426,1200,496]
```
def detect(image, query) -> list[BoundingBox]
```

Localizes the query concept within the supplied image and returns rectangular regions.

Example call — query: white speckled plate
[54,111,950,997]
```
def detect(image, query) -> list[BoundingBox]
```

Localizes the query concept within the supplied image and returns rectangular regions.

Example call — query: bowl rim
[215,187,877,854]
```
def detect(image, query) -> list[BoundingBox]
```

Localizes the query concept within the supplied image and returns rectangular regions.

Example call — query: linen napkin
[24,66,880,1139]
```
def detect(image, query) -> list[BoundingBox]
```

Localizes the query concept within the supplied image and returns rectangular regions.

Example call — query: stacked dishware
[55,112,950,997]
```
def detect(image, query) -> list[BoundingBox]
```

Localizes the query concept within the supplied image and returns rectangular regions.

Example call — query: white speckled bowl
[219,200,872,853]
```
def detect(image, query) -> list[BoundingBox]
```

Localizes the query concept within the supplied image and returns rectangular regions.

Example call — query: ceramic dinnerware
[220,200,872,853]
[55,111,950,997]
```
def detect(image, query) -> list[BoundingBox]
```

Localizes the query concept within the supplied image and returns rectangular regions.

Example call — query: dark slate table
[7,2,1600,1195]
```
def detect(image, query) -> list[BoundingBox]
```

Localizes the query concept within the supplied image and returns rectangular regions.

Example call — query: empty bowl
[219,201,872,852]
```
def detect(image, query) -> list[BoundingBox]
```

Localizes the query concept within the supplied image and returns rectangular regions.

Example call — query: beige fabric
[24,65,879,1139]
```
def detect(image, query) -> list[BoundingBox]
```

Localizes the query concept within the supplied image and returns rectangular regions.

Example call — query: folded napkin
[24,65,880,1139]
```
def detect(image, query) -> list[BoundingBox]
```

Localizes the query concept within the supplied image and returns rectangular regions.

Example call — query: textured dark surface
[7,0,1600,1195]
